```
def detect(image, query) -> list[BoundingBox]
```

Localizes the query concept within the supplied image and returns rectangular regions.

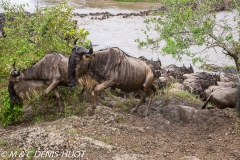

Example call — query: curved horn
[12,62,16,70]
[73,38,79,46]
[158,57,161,66]
[88,41,93,54]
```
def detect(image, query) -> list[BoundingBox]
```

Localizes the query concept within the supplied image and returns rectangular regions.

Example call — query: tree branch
[208,33,237,56]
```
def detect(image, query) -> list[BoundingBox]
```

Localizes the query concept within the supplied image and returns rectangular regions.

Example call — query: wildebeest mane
[24,51,65,68]
[87,47,143,90]
[99,47,133,58]
[68,47,133,86]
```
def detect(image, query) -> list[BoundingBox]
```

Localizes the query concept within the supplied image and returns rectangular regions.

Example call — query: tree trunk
[231,52,240,73]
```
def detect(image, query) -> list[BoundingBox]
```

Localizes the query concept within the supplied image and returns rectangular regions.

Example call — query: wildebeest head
[8,62,21,104]
[68,42,93,86]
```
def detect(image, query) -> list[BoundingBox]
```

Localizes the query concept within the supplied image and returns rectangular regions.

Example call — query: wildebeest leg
[141,87,153,116]
[130,89,145,113]
[44,79,60,95]
[143,93,153,117]
[54,87,64,112]
[78,88,86,102]
[91,80,115,110]
[142,73,154,116]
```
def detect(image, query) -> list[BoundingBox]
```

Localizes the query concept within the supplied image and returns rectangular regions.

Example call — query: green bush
[0,89,24,126]
[0,0,89,126]
[0,0,89,76]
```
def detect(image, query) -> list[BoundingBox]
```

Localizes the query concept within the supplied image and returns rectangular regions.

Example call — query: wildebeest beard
[8,81,21,104]
[68,50,80,86]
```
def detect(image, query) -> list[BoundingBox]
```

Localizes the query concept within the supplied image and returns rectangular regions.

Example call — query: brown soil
[0,96,240,160]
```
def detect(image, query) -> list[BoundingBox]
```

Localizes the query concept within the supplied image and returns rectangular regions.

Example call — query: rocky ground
[0,95,240,160]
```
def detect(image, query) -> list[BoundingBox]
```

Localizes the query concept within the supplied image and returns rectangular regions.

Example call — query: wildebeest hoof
[130,107,137,113]
[43,91,48,96]
[143,110,149,117]
[105,102,113,107]
[59,107,64,113]
[88,109,95,116]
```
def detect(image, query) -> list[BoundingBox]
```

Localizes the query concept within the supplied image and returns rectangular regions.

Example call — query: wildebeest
[8,52,96,112]
[182,72,220,99]
[138,56,162,78]
[162,64,194,80]
[158,76,175,89]
[201,87,238,109]
[202,84,236,101]
[183,72,220,81]
[68,44,154,116]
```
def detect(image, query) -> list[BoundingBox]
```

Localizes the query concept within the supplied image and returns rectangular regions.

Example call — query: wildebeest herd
[8,40,240,117]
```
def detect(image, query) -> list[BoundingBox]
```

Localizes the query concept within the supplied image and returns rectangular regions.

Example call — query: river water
[1,0,238,71]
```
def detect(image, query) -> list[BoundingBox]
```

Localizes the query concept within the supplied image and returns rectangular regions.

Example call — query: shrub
[0,1,89,126]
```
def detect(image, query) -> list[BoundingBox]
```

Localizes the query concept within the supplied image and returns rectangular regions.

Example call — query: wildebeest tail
[201,93,212,109]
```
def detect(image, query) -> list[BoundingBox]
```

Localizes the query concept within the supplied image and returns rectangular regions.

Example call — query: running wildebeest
[8,52,96,112]
[68,44,154,116]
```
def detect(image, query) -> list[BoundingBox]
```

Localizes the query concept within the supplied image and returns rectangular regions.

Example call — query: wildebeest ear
[84,54,95,60]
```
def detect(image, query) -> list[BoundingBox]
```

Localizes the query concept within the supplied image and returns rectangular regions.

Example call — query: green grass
[29,86,87,124]
[0,2,90,126]
[69,129,77,135]
[0,139,7,146]
[156,82,204,107]
[96,136,114,145]
[223,64,237,70]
